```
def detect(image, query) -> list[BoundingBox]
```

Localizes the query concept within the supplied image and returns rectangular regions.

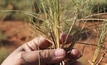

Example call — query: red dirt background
[0,21,35,51]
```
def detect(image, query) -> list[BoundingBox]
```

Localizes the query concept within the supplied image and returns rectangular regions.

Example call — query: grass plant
[0,47,9,64]
[90,20,107,65]
[29,0,92,65]
[0,30,6,46]
[30,0,107,65]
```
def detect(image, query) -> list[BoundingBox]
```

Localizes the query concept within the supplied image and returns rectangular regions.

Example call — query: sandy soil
[0,21,35,50]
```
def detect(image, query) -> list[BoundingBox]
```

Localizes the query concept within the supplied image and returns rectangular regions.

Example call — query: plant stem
[91,20,107,65]
[54,0,60,48]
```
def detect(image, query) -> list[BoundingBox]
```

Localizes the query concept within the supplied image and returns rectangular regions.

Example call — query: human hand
[1,34,82,65]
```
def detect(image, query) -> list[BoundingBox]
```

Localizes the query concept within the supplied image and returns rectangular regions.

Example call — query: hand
[1,34,82,65]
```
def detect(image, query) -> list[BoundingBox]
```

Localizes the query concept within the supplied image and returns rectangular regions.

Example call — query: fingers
[68,49,81,59]
[35,36,51,49]
[60,33,72,44]
[22,33,72,51]
[65,49,81,65]
[21,49,66,65]
[21,48,80,65]
[22,36,51,51]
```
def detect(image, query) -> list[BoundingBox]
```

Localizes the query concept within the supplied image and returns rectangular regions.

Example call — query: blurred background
[0,0,32,21]
[0,0,107,65]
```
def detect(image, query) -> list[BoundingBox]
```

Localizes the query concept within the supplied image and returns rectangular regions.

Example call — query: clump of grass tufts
[29,0,94,65]
[91,1,107,13]
[0,30,6,46]
[29,0,107,65]
[0,47,9,64]
[90,20,107,65]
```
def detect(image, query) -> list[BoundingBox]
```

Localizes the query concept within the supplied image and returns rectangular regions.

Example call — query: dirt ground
[0,14,107,65]
[0,21,35,51]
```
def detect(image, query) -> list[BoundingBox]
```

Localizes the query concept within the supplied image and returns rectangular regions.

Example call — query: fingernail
[54,49,65,57]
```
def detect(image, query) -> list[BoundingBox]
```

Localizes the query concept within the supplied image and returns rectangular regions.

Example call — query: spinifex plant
[29,0,107,65]
[29,0,92,65]
[30,0,92,47]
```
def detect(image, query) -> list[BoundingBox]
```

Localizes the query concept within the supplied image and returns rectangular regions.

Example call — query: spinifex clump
[29,0,107,65]
[29,0,84,64]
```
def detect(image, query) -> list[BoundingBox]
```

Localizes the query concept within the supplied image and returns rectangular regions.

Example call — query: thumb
[21,49,66,65]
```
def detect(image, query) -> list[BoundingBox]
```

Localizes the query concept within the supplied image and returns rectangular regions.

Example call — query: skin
[1,34,82,65]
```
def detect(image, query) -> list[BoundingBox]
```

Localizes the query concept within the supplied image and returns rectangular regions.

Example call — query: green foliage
[0,0,107,21]
[0,0,32,21]
[0,30,6,46]
[0,47,9,64]
[92,2,107,13]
